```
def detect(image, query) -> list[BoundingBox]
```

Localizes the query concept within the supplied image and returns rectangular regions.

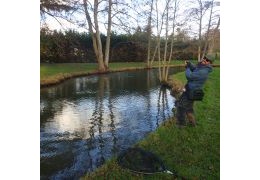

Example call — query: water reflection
[156,87,171,127]
[40,68,183,179]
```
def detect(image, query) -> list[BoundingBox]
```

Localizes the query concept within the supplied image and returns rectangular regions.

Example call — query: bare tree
[147,0,154,68]
[208,16,220,54]
[159,0,179,83]
[154,0,167,81]
[149,0,168,71]
[40,0,81,29]
[41,0,114,72]
[165,0,179,81]
[104,0,112,69]
[201,0,220,58]
[83,0,105,71]
[188,0,212,61]
[160,0,171,82]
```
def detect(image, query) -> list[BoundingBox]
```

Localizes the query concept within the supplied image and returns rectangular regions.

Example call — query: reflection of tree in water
[85,71,172,169]
[145,70,156,131]
[156,87,171,127]
[40,100,55,127]
[40,80,83,127]
[85,76,119,170]
[97,77,105,166]
[107,77,118,155]
[40,68,181,178]
[86,98,98,171]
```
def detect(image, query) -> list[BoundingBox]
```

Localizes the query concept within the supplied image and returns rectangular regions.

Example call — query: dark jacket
[185,63,213,90]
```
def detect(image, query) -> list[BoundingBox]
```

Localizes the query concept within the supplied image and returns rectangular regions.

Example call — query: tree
[188,0,212,61]
[104,0,112,69]
[159,0,181,83]
[144,0,181,82]
[147,0,168,71]
[40,0,78,29]
[206,16,220,56]
[83,0,105,71]
[160,0,171,82]
[164,0,180,82]
[146,0,154,68]
[201,0,220,58]
[41,0,114,71]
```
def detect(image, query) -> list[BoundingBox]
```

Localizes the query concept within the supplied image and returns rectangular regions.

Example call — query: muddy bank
[165,78,185,98]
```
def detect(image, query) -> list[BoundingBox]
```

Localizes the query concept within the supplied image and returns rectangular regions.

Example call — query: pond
[40,67,184,179]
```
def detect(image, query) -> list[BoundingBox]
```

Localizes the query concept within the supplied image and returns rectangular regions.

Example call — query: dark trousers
[175,91,194,124]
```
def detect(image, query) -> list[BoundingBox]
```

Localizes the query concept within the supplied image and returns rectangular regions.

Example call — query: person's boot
[186,112,196,127]
[176,107,186,128]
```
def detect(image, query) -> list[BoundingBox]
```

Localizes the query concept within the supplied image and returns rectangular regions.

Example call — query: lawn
[40,60,219,86]
[81,68,220,179]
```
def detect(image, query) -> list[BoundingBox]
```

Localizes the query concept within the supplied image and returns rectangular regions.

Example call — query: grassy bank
[81,68,220,179]
[40,62,185,86]
[40,60,220,87]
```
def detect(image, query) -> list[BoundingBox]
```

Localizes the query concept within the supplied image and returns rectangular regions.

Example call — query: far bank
[40,61,220,88]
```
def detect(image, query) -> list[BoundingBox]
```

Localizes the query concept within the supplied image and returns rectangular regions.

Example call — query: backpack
[188,89,204,101]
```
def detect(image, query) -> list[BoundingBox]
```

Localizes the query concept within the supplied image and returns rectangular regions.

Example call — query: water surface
[40,67,183,179]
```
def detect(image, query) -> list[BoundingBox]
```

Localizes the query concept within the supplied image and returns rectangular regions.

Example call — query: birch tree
[160,0,171,82]
[154,0,169,81]
[189,0,211,61]
[159,0,179,83]
[104,0,112,69]
[207,16,220,54]
[41,0,113,72]
[146,0,154,68]
[201,0,220,58]
[164,0,179,81]
[148,0,168,71]
[83,0,104,71]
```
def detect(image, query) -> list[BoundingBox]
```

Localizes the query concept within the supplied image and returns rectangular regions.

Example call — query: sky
[41,0,220,38]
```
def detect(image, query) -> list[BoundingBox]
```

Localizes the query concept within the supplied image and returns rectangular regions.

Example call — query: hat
[204,54,215,63]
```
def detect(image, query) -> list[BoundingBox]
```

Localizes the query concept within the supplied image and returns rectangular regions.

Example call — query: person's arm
[186,61,196,71]
[185,67,204,81]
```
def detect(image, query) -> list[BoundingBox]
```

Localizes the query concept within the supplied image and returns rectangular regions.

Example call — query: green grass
[40,60,220,86]
[40,62,153,86]
[81,68,220,179]
[40,62,149,79]
[40,61,186,79]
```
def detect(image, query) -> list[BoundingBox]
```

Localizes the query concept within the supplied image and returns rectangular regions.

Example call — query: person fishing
[175,54,214,127]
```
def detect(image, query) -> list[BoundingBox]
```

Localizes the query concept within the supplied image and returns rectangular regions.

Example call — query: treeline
[40,28,220,63]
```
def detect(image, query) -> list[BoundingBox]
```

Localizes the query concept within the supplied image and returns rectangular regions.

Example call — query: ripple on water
[40,68,180,178]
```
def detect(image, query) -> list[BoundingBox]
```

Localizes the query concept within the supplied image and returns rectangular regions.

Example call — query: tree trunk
[166,0,178,81]
[83,0,105,72]
[83,0,100,66]
[147,0,154,68]
[151,0,167,68]
[198,0,203,62]
[94,0,105,71]
[162,0,170,82]
[158,38,162,82]
[208,17,220,54]
[202,0,214,59]
[104,0,112,70]
[198,18,202,62]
